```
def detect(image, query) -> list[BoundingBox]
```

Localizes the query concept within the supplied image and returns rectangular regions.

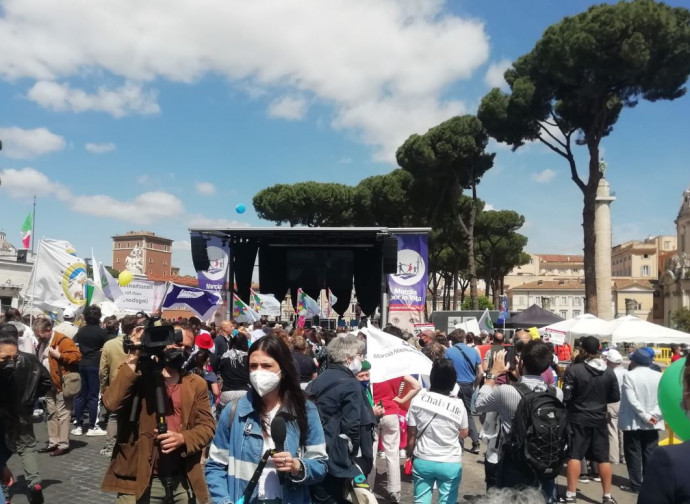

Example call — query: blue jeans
[412,458,462,504]
[74,366,100,430]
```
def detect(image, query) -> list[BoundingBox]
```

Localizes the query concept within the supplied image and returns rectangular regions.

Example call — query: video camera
[123,316,183,358]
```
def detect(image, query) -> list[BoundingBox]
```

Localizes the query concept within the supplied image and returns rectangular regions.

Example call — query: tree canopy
[478,0,690,315]
[397,115,495,309]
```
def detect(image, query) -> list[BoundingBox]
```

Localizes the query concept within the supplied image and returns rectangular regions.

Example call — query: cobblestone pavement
[6,420,640,503]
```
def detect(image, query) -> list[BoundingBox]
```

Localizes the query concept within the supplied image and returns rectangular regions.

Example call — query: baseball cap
[605,349,623,364]
[360,360,371,372]
[63,308,76,320]
[581,335,600,354]
[195,332,214,350]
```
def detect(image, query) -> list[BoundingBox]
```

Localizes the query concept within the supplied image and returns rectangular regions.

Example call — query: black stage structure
[187,227,431,327]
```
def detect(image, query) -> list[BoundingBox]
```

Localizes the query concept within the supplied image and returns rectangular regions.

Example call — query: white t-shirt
[258,405,282,500]
[407,390,468,463]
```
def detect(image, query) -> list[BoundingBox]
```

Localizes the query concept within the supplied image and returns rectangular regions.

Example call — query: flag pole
[31,195,36,257]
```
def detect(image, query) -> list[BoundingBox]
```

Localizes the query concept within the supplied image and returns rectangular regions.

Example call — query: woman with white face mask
[205,335,328,504]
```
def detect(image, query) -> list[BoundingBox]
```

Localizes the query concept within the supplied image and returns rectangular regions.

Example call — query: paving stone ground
[6,419,641,503]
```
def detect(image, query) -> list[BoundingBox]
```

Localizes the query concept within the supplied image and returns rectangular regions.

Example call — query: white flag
[366,322,432,383]
[26,238,88,312]
[96,259,123,302]
[250,289,281,316]
[297,288,321,318]
[327,288,338,318]
[477,309,494,332]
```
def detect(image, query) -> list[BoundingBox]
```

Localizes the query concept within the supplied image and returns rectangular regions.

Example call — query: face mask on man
[250,370,281,397]
[348,357,362,374]
[360,380,370,389]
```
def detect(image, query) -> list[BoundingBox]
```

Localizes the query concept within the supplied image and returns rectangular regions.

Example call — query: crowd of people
[0,306,688,504]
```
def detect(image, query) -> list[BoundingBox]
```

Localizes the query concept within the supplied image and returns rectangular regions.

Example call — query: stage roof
[188,226,431,246]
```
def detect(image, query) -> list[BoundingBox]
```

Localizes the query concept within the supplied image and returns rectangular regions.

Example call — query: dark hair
[448,329,464,346]
[83,305,101,325]
[435,334,449,347]
[465,332,475,344]
[0,333,19,347]
[520,340,553,375]
[189,317,202,327]
[3,308,21,322]
[429,358,457,396]
[232,332,249,352]
[104,317,119,335]
[120,315,138,336]
[383,325,403,338]
[248,335,308,446]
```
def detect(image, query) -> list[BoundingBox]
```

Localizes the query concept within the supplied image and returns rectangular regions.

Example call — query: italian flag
[20,212,33,249]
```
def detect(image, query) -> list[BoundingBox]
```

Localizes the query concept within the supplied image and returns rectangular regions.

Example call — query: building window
[664,241,670,250]
[561,296,567,305]
[573,297,581,306]
[642,265,650,276]
[116,258,120,264]
[149,258,153,264]
[573,310,581,317]
[643,254,649,259]
[560,310,568,318]
[149,270,152,274]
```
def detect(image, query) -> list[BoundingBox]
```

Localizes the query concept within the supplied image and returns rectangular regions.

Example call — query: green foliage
[477,0,690,314]
[475,210,530,302]
[253,181,354,227]
[352,170,421,227]
[479,1,690,153]
[462,296,494,311]
[672,307,690,333]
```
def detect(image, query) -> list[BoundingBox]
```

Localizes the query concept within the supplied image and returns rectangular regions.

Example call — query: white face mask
[348,357,362,374]
[250,370,281,397]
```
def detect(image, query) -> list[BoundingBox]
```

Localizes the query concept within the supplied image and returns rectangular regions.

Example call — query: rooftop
[536,254,584,263]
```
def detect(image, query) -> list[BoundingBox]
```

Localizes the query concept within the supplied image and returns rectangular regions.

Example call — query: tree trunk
[582,187,598,315]
[452,273,459,311]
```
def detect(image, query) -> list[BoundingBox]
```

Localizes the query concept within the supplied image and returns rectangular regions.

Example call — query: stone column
[595,177,615,320]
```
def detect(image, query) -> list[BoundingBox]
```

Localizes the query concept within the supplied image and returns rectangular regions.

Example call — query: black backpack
[504,383,568,478]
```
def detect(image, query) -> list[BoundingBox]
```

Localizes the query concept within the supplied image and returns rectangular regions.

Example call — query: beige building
[611,235,676,279]
[0,231,34,312]
[508,277,655,322]
[659,187,690,326]
[505,254,584,291]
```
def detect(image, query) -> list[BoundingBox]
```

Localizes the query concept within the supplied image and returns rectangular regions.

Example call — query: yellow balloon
[118,270,134,287]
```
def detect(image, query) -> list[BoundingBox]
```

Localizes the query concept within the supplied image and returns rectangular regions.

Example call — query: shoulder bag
[54,335,81,398]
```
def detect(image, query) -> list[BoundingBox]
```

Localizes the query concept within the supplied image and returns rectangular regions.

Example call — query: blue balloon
[235,204,246,214]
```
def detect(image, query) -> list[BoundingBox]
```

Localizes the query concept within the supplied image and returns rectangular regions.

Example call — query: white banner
[543,329,566,346]
[115,279,167,312]
[367,322,432,383]
[26,238,87,312]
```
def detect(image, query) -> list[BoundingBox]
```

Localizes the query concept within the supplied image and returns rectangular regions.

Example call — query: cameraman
[101,325,216,504]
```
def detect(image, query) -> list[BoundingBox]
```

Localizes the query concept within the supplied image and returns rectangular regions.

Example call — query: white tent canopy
[602,315,690,345]
[541,314,609,339]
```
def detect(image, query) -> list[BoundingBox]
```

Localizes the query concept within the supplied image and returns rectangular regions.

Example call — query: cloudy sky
[1,0,689,275]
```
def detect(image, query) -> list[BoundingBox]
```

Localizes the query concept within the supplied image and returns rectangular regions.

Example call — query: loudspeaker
[190,234,210,272]
[382,236,399,274]
[16,250,27,263]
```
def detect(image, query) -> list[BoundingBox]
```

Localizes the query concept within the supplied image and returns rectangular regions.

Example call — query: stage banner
[387,233,428,332]
[193,233,230,297]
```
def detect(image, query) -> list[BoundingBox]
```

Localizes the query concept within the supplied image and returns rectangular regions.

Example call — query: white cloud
[0,0,489,160]
[268,95,309,120]
[531,168,557,183]
[0,167,69,198]
[70,191,184,224]
[0,126,65,159]
[194,181,216,196]
[172,240,191,251]
[484,203,495,211]
[0,167,183,224]
[85,142,116,154]
[484,59,512,89]
[27,81,160,118]
[186,214,250,229]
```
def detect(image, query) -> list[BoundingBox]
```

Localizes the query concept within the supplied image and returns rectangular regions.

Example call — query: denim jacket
[205,392,328,504]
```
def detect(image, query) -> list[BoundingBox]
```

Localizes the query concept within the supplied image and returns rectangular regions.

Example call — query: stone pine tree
[478,0,690,315]
[397,115,494,310]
